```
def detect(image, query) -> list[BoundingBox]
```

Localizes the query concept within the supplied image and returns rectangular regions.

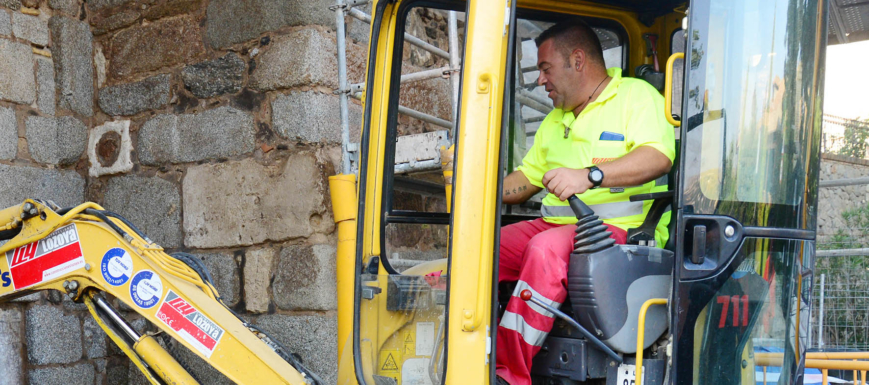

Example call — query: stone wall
[0,0,385,383]
[818,153,869,238]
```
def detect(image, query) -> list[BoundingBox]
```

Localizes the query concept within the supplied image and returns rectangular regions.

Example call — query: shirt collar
[553,67,624,124]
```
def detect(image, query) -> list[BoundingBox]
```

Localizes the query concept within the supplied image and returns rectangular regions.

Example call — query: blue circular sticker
[130,270,163,309]
[101,248,133,286]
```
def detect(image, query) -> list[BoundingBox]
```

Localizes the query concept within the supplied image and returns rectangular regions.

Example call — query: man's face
[537,39,576,109]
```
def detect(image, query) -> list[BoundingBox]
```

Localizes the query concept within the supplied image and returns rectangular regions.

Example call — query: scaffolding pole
[334,0,352,174]
[448,10,461,136]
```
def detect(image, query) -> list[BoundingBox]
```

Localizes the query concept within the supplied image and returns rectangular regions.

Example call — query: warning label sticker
[155,290,225,358]
[380,350,400,372]
[5,224,84,290]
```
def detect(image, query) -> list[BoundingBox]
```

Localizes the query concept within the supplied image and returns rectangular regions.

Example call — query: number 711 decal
[717,295,749,328]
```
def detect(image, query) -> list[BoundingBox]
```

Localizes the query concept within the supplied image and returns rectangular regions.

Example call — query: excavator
[0,0,842,383]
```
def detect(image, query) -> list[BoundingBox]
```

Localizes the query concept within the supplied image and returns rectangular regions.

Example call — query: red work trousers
[495,218,627,385]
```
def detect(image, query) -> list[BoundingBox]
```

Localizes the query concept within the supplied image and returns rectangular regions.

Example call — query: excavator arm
[0,199,322,385]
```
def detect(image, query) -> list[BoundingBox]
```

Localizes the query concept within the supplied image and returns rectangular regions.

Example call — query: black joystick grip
[568,195,615,254]
[567,196,594,219]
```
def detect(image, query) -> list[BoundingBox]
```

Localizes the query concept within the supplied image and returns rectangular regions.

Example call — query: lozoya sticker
[101,248,134,286]
[4,224,84,290]
[130,270,163,309]
[155,290,225,358]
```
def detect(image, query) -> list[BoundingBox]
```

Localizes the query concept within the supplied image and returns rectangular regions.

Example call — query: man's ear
[571,49,587,72]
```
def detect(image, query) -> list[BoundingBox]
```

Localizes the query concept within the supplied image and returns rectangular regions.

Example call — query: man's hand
[542,167,594,201]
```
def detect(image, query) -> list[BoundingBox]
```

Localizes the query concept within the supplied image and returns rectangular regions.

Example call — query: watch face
[590,169,603,182]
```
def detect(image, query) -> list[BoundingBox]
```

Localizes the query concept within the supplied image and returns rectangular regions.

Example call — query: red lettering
[741,295,749,327]
[717,296,729,328]
[11,243,38,266]
[730,295,740,327]
[167,297,196,316]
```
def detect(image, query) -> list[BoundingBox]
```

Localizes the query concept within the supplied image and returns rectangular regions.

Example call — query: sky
[823,40,869,120]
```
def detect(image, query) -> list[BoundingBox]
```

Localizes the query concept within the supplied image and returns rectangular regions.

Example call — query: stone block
[183,153,333,248]
[0,106,15,159]
[92,9,140,35]
[273,244,337,311]
[205,0,334,49]
[12,12,48,46]
[83,316,107,358]
[25,115,87,165]
[255,314,337,384]
[249,28,337,91]
[347,3,371,44]
[86,0,133,10]
[243,247,275,313]
[0,0,19,10]
[98,74,171,116]
[28,363,95,385]
[143,0,202,21]
[49,16,93,117]
[48,0,79,16]
[94,45,106,88]
[26,305,82,365]
[272,91,362,144]
[0,307,23,385]
[196,252,240,306]
[109,16,205,80]
[36,56,55,116]
[0,164,84,208]
[88,120,133,177]
[137,106,255,165]
[180,53,245,98]
[0,10,10,36]
[0,39,35,104]
[104,175,182,248]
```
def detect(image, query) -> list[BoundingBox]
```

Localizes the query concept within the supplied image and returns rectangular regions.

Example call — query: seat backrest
[567,244,674,353]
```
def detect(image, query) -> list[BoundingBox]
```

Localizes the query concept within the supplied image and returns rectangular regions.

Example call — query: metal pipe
[394,159,443,174]
[636,299,669,385]
[335,0,352,175]
[524,115,546,123]
[516,93,552,115]
[816,248,869,257]
[398,106,452,128]
[348,7,450,60]
[348,66,454,98]
[348,78,452,130]
[820,177,869,188]
[448,10,461,137]
[517,88,553,109]
[819,273,825,348]
[95,296,140,341]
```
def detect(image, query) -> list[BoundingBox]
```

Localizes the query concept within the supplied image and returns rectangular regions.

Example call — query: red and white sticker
[155,290,225,358]
[5,224,84,290]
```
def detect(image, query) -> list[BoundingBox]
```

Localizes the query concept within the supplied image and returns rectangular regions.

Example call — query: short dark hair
[534,20,605,67]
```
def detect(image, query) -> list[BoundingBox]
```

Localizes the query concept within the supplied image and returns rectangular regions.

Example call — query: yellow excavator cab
[338,0,829,384]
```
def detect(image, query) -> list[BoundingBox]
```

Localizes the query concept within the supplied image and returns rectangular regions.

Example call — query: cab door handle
[691,225,706,264]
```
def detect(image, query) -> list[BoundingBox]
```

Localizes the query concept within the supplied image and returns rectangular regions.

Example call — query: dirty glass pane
[671,29,685,122]
[680,0,824,229]
[691,238,807,385]
[389,7,465,214]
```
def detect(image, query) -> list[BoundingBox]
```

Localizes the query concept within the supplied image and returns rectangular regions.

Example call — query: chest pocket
[591,130,627,164]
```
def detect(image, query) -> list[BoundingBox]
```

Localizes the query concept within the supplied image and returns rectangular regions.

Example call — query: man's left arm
[542,146,671,201]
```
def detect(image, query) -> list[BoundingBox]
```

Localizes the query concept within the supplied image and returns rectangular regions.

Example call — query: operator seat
[566,139,680,353]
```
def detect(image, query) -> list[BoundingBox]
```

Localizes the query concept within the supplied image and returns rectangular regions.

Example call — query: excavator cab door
[670,0,827,384]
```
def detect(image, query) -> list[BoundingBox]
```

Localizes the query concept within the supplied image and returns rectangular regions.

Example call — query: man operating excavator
[495,20,676,385]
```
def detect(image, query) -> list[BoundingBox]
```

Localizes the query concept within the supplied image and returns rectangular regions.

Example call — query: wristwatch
[587,166,604,189]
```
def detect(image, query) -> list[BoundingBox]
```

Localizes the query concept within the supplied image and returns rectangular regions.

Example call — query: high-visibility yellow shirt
[516,68,676,246]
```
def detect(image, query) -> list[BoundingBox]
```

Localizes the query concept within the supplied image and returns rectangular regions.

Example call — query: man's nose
[537,73,545,87]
